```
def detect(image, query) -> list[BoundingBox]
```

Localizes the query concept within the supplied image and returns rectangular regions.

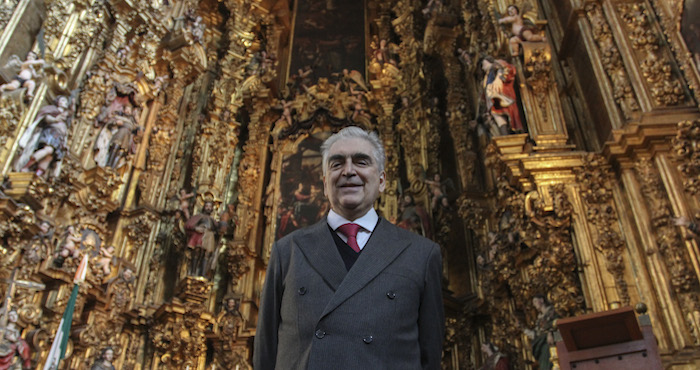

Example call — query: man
[254,126,444,369]
[481,57,523,135]
[185,201,218,276]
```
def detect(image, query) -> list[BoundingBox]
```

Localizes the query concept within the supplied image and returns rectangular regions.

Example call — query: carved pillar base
[177,276,212,304]
[4,172,47,209]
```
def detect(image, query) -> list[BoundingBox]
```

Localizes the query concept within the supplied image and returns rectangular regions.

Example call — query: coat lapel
[295,219,347,291]
[320,218,410,319]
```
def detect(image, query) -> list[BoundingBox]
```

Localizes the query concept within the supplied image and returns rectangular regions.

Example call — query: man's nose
[341,160,357,176]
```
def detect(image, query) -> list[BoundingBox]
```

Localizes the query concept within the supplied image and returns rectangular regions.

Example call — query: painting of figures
[275,132,330,239]
[682,0,700,69]
[288,0,365,81]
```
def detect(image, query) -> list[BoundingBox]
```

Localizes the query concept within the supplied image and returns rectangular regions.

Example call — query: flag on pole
[43,254,88,370]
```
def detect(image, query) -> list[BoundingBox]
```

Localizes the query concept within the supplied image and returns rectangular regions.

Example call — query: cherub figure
[274,99,294,131]
[457,48,471,66]
[177,188,196,220]
[184,9,205,44]
[422,0,443,17]
[0,51,45,100]
[96,246,116,276]
[498,4,546,56]
[349,86,371,122]
[55,225,82,266]
[14,96,72,176]
[295,66,313,94]
[424,173,452,211]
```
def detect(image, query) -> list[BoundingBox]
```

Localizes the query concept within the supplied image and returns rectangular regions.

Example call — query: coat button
[386,291,396,299]
[363,335,373,344]
[315,329,326,339]
[298,287,307,295]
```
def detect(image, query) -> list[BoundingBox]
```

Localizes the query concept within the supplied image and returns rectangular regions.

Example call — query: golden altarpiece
[0,0,699,368]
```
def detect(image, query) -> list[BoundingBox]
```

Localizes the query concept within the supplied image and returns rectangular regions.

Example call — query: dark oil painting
[288,0,365,81]
[275,132,331,240]
[682,0,700,69]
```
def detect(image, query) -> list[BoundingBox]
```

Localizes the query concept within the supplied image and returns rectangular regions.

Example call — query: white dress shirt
[326,208,379,250]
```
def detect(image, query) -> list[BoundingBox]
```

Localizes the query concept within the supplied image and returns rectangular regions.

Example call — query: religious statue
[53,225,82,268]
[175,188,196,220]
[479,342,511,370]
[95,246,116,277]
[23,220,53,264]
[93,83,139,167]
[14,96,71,177]
[183,9,205,44]
[423,173,453,211]
[108,267,136,317]
[497,4,546,56]
[397,193,432,239]
[0,309,31,369]
[273,99,294,135]
[184,201,219,277]
[674,216,700,240]
[0,51,45,101]
[422,0,443,18]
[90,347,115,370]
[523,295,559,370]
[481,57,524,135]
[105,104,138,168]
[457,47,471,66]
[217,297,243,340]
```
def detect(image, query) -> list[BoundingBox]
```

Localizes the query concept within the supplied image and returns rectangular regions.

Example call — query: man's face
[203,202,213,215]
[533,297,544,311]
[58,97,69,109]
[104,349,114,361]
[508,6,518,15]
[481,59,491,72]
[323,137,385,220]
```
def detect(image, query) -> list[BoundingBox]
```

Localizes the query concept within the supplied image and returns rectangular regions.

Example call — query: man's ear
[322,175,328,196]
[378,171,386,193]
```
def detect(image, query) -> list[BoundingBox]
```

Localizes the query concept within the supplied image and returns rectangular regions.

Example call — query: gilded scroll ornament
[618,3,687,107]
[574,154,630,306]
[673,119,700,195]
[634,159,700,323]
[584,2,641,119]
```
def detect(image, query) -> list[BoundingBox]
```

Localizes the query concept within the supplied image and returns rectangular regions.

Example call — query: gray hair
[320,126,386,176]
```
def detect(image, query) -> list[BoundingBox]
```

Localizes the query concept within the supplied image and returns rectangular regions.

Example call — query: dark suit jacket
[254,217,444,370]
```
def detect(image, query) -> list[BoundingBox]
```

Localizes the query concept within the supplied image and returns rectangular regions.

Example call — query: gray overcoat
[254,217,444,370]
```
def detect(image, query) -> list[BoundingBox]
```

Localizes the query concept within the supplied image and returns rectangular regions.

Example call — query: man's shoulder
[274,219,328,249]
[380,218,439,249]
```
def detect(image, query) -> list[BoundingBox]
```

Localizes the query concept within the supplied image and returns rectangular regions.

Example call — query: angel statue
[481,57,524,135]
[498,4,546,56]
[423,173,454,212]
[0,309,31,369]
[0,51,45,100]
[90,347,115,370]
[95,245,116,277]
[14,95,72,177]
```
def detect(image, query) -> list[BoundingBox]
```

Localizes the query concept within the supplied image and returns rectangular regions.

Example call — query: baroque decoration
[0,0,699,369]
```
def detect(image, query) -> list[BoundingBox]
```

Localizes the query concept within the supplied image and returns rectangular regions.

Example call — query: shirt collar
[327,208,378,232]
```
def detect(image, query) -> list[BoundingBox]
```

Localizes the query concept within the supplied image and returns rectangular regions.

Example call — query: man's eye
[330,162,342,168]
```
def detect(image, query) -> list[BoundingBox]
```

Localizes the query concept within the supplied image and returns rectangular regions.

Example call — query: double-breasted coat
[254,217,444,370]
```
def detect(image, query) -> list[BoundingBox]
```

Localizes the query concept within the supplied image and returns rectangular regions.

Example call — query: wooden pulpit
[555,305,663,370]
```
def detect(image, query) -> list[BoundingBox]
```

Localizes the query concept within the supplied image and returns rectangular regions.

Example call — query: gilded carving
[524,47,552,121]
[618,3,687,107]
[635,159,699,293]
[673,119,700,195]
[151,302,208,368]
[0,0,18,30]
[574,154,630,306]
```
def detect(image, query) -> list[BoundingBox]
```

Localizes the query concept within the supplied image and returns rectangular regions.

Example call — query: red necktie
[337,223,361,253]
